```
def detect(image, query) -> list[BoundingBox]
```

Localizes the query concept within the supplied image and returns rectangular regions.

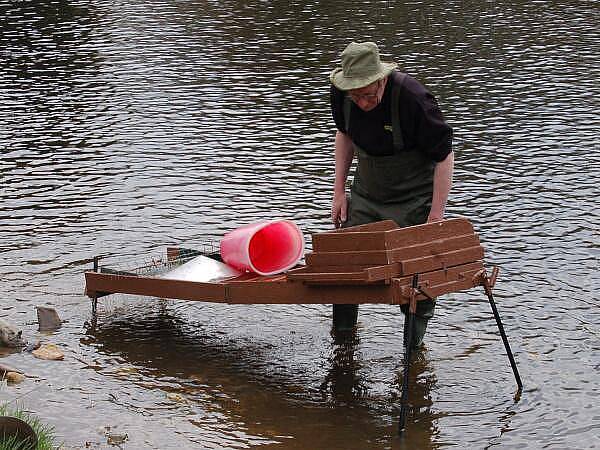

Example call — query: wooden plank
[384,218,474,249]
[287,264,374,277]
[399,246,484,275]
[312,231,388,252]
[286,270,368,283]
[306,248,391,266]
[225,280,395,304]
[364,263,401,282]
[397,275,483,302]
[306,234,480,266]
[424,277,480,297]
[329,219,399,233]
[286,263,393,284]
[85,271,227,302]
[391,263,485,303]
[312,218,474,252]
[417,261,484,285]
[392,277,412,304]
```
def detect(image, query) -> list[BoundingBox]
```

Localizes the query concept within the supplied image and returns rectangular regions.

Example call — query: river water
[1,1,598,449]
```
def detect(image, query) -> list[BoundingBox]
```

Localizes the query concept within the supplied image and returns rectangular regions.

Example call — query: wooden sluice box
[84,218,523,433]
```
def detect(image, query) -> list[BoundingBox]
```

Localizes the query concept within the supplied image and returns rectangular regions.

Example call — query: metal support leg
[399,274,418,434]
[482,273,523,399]
[91,256,99,317]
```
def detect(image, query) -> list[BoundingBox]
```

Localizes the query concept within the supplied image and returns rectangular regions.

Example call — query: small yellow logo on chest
[384,125,393,132]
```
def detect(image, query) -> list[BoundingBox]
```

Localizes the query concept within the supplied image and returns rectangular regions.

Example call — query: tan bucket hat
[329,42,398,91]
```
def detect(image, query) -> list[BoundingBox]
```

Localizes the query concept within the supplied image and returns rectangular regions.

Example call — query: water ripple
[1,0,598,448]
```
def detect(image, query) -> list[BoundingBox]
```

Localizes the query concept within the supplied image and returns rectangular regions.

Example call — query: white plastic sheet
[159,255,242,282]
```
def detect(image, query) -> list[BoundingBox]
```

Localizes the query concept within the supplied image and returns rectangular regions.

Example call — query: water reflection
[84,306,441,449]
[321,331,369,404]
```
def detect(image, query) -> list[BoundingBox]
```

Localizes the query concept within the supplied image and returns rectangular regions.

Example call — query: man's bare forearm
[428,151,454,222]
[334,131,354,195]
[331,131,355,226]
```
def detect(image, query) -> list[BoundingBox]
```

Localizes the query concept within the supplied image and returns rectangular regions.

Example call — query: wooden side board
[328,219,399,233]
[85,272,227,302]
[306,234,480,266]
[312,218,474,252]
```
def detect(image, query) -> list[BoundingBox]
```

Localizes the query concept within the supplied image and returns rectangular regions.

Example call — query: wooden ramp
[85,218,492,305]
[83,217,521,434]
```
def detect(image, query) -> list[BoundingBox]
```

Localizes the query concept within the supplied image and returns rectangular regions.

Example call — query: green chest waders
[333,80,437,348]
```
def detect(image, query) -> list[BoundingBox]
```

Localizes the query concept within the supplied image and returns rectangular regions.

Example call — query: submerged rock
[32,343,64,361]
[36,306,62,331]
[0,319,26,348]
[165,392,188,404]
[98,425,128,447]
[5,371,25,384]
[107,433,128,446]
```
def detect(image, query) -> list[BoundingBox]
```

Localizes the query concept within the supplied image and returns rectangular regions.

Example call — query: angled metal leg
[481,271,523,399]
[399,274,418,434]
[91,256,99,317]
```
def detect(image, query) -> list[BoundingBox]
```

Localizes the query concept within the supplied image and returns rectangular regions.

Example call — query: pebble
[5,371,25,384]
[107,433,128,446]
[32,343,64,361]
[114,367,139,375]
[166,392,187,403]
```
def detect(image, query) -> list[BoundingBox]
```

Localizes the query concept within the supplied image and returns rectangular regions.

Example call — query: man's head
[330,41,397,111]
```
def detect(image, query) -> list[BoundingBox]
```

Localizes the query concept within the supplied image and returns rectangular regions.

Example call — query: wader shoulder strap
[391,70,408,152]
[343,93,352,134]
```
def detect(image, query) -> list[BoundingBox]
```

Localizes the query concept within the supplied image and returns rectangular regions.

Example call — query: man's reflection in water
[320,330,368,403]
[323,329,439,449]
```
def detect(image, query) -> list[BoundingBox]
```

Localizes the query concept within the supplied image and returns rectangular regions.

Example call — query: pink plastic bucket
[220,220,305,276]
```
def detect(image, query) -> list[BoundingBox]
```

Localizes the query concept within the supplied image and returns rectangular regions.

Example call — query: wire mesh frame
[95,241,221,277]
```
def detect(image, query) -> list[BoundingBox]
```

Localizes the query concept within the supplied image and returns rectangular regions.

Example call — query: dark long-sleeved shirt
[330,73,453,162]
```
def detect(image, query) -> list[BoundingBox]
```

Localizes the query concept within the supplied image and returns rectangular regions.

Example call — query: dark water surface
[1,1,598,448]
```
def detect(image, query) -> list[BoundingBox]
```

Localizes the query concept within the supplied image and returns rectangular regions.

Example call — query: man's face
[348,79,384,111]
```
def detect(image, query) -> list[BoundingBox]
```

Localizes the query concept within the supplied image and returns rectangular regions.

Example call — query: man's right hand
[331,192,348,228]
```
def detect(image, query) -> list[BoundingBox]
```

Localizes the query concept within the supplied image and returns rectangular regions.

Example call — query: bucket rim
[245,220,305,276]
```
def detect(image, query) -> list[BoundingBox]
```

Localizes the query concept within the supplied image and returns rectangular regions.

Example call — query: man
[329,41,454,348]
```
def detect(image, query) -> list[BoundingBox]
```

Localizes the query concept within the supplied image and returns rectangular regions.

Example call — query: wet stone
[106,433,128,446]
[36,306,62,331]
[32,343,65,361]
[5,371,25,384]
[0,319,26,348]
